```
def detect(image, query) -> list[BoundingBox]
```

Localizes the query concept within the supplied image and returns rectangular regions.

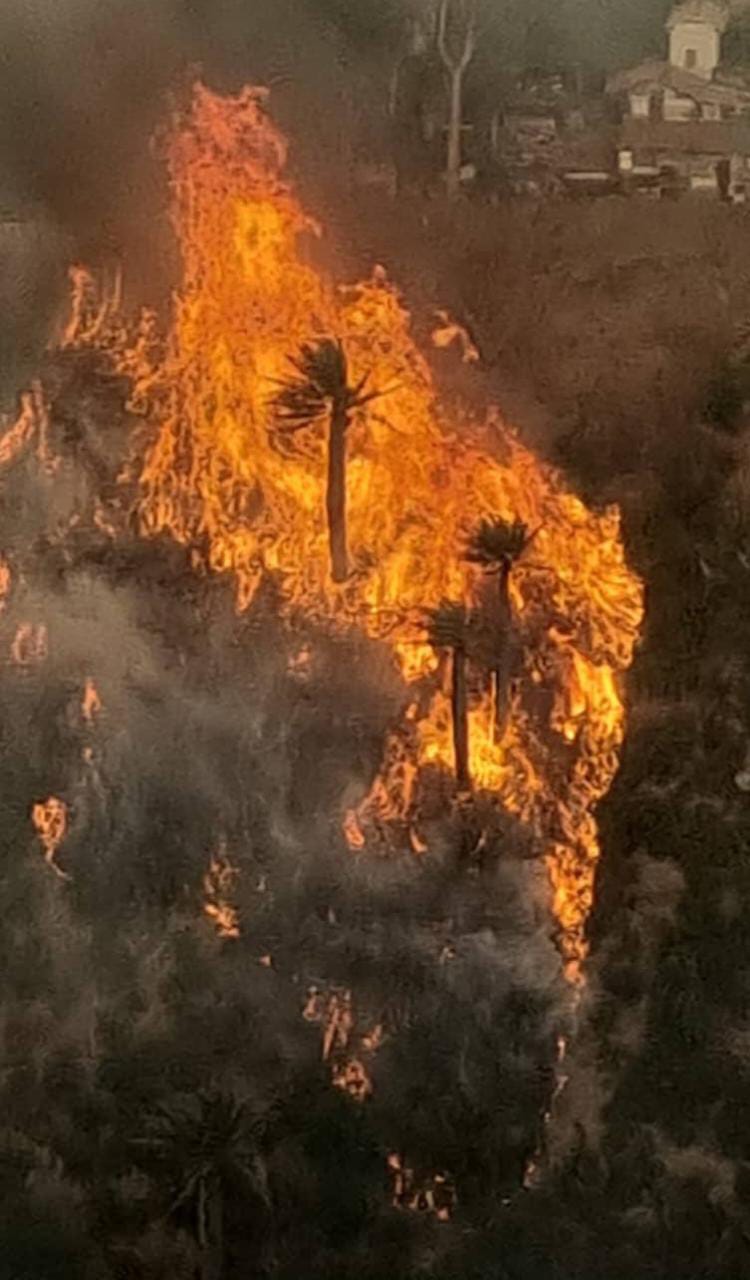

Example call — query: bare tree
[437,0,477,198]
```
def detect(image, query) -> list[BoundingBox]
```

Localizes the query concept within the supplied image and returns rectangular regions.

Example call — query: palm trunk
[452,645,471,791]
[446,70,464,199]
[493,562,512,742]
[327,401,349,583]
[202,1187,224,1280]
[195,1178,224,1280]
[498,560,512,626]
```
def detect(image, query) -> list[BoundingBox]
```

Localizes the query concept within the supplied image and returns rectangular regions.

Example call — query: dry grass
[319,189,750,491]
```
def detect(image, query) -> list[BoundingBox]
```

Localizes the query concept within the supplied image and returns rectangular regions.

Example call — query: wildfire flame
[60,82,643,980]
[0,382,47,470]
[203,846,241,939]
[0,557,11,613]
[62,263,123,350]
[81,677,103,724]
[431,310,480,363]
[342,808,366,850]
[11,622,48,667]
[303,986,380,1101]
[31,796,68,879]
[388,1152,455,1220]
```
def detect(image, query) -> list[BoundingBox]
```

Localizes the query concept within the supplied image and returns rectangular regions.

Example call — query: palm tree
[427,600,472,792]
[133,1088,270,1280]
[465,518,530,739]
[272,338,382,584]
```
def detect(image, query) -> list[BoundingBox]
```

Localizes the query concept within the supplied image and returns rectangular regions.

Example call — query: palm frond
[465,517,530,569]
[293,338,349,399]
[271,339,347,429]
[427,600,469,651]
[270,337,391,431]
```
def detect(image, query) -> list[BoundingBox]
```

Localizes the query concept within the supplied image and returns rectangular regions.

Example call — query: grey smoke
[0,1,362,260]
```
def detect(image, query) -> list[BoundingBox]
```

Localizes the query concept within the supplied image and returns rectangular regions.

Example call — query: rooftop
[606,59,750,102]
[666,0,730,31]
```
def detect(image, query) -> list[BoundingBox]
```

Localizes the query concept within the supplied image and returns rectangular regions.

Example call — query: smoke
[0,1,186,246]
[0,0,393,395]
[0,353,572,1207]
[0,1,379,259]
[545,850,686,1166]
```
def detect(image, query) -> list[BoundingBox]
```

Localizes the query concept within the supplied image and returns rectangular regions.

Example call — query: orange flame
[61,83,643,980]
[81,677,103,723]
[32,796,68,878]
[303,986,381,1101]
[343,808,366,850]
[0,382,47,470]
[388,1152,455,1220]
[62,264,122,349]
[332,1057,373,1102]
[11,622,48,667]
[0,557,11,613]
[203,847,240,938]
[287,643,313,682]
[431,310,480,363]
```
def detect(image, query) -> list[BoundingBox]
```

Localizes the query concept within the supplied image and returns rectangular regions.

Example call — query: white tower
[667,0,729,79]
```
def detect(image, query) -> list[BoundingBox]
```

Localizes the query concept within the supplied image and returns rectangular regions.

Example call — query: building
[606,0,750,197]
[667,0,728,81]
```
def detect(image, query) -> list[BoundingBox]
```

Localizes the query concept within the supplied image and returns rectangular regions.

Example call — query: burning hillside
[0,75,658,1275]
[2,83,642,984]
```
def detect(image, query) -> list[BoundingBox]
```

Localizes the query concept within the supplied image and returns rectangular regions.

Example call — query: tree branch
[437,0,477,75]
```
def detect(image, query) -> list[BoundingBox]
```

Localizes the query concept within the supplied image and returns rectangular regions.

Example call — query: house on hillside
[606,0,750,197]
[493,69,614,197]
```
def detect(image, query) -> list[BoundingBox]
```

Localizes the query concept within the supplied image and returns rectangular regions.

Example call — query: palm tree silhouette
[466,518,531,739]
[134,1088,270,1280]
[427,600,472,793]
[272,338,382,584]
